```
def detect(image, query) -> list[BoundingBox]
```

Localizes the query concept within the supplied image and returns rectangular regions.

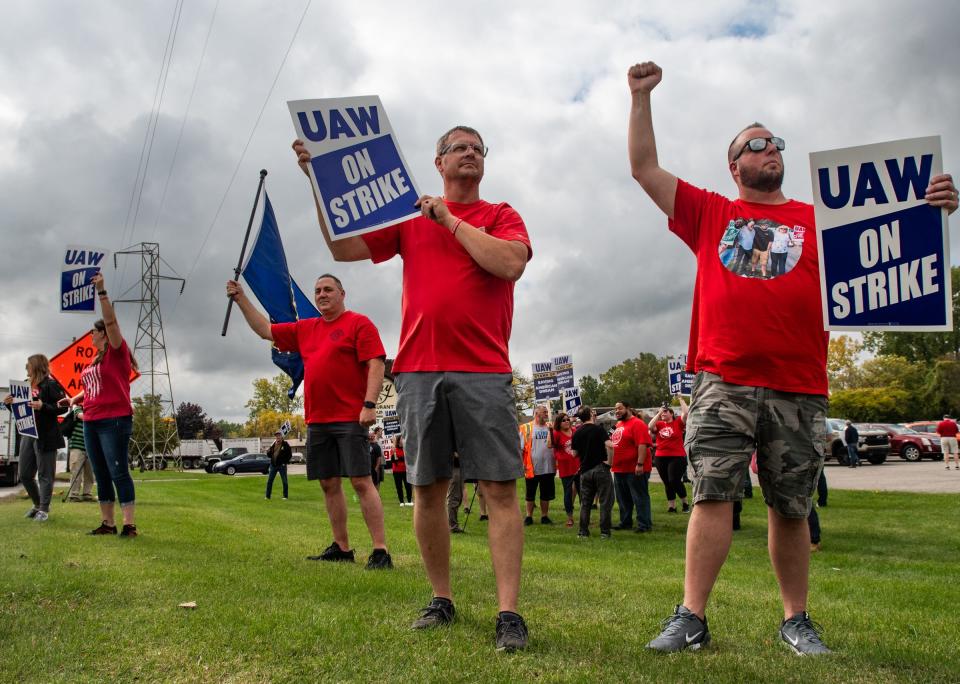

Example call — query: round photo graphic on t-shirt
[717,218,805,280]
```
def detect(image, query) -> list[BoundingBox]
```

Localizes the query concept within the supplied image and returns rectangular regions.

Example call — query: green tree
[243,410,306,440]
[862,266,960,364]
[511,368,534,420]
[578,374,602,408]
[596,353,671,408]
[175,402,207,440]
[131,394,179,460]
[827,335,862,391]
[828,387,912,422]
[245,373,303,420]
[214,419,244,439]
[921,359,960,418]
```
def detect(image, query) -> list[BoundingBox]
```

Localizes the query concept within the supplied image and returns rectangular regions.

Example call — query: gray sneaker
[34,511,49,522]
[24,507,39,519]
[411,597,455,630]
[646,605,710,652]
[495,612,528,652]
[780,612,831,655]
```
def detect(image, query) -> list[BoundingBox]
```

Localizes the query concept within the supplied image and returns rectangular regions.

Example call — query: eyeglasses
[561,418,571,422]
[732,136,785,162]
[440,142,488,158]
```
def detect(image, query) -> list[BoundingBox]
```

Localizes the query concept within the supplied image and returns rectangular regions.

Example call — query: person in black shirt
[265,430,292,499]
[571,406,614,538]
[369,428,384,489]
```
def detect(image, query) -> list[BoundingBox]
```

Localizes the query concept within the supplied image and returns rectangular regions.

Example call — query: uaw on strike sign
[61,245,109,313]
[289,96,420,240]
[811,136,951,331]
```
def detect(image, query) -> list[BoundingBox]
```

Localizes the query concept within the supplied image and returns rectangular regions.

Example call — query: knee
[320,478,342,495]
[350,476,374,494]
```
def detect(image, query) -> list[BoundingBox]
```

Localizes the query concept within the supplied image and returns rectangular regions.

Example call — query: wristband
[363,401,376,409]
[98,290,108,297]
[450,218,463,236]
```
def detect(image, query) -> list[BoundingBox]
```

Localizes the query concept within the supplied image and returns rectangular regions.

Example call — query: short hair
[727,121,767,163]
[316,273,344,292]
[576,406,593,422]
[436,125,484,156]
[617,401,632,409]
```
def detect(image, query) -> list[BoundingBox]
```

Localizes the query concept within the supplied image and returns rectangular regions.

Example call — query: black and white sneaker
[306,541,355,563]
[495,611,528,652]
[780,612,831,655]
[411,597,455,629]
[646,605,710,652]
[365,548,393,570]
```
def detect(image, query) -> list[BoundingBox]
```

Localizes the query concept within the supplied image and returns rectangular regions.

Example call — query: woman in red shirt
[390,435,413,505]
[552,413,580,527]
[63,272,139,537]
[648,397,690,513]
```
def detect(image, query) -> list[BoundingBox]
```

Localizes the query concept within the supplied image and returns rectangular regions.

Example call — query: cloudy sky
[2,0,958,422]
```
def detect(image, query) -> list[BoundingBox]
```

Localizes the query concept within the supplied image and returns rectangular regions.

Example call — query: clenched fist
[627,62,662,94]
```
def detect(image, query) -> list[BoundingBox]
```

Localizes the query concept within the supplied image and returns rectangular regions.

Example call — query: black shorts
[306,422,370,481]
[525,473,556,502]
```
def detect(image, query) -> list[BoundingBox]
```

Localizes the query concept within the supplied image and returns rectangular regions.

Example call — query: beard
[740,162,784,193]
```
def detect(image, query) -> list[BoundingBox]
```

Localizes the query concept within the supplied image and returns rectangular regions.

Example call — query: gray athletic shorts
[394,372,522,485]
[306,422,370,481]
[684,372,827,519]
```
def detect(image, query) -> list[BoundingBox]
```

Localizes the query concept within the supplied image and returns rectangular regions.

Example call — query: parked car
[904,421,939,435]
[868,423,942,462]
[289,451,305,464]
[824,419,890,465]
[212,453,271,475]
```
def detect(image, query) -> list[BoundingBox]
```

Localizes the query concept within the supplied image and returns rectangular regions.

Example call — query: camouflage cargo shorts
[684,372,827,519]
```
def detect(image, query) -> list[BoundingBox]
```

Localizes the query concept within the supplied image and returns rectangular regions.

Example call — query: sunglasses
[732,136,785,162]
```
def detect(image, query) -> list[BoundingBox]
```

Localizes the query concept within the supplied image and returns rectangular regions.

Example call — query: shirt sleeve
[362,222,403,264]
[489,203,532,261]
[634,420,652,446]
[668,179,712,252]
[271,322,300,353]
[353,315,386,363]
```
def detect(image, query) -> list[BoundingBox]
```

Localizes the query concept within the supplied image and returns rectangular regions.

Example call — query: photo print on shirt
[718,218,806,280]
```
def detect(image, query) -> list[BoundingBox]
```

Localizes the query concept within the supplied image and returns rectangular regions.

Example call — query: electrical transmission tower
[114,242,185,470]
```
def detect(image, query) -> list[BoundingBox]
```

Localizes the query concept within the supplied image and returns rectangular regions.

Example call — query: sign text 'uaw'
[288,96,420,240]
[810,136,951,331]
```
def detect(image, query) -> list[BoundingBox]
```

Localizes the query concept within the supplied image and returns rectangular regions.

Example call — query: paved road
[3,457,959,499]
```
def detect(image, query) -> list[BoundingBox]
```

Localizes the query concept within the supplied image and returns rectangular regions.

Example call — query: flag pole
[222,169,268,336]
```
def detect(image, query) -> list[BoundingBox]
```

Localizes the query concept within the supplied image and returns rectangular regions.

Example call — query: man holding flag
[226,274,392,570]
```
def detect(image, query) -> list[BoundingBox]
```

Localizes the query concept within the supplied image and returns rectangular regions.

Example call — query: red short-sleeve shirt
[610,417,652,474]
[272,311,385,424]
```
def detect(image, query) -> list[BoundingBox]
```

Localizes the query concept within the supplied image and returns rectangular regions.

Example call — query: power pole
[114,242,185,470]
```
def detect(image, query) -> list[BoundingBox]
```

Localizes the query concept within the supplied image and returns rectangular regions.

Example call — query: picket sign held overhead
[810,136,951,331]
[288,96,420,240]
[532,361,558,403]
[562,387,582,414]
[61,245,109,313]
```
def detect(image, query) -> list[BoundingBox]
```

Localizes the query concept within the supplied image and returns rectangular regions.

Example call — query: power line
[148,0,221,243]
[118,0,185,289]
[182,0,313,286]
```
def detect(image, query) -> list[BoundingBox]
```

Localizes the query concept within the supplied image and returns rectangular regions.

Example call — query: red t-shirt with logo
[936,420,959,437]
[80,340,133,420]
[362,200,531,373]
[552,430,579,478]
[609,417,652,474]
[655,417,686,457]
[272,312,385,424]
[669,180,828,395]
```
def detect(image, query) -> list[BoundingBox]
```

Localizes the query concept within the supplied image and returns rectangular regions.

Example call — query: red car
[871,423,943,462]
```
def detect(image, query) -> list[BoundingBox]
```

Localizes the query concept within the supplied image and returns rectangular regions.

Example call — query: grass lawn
[1,470,958,683]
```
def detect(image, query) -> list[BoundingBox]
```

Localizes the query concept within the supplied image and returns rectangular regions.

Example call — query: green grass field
[1,470,958,683]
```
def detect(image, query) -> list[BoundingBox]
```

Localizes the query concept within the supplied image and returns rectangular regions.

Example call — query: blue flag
[241,192,319,398]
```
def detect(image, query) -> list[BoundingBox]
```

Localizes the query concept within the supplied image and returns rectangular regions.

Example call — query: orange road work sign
[49,332,140,396]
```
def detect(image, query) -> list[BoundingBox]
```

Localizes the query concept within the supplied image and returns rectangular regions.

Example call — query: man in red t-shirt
[627,60,959,656]
[293,125,532,651]
[936,415,959,469]
[605,402,653,533]
[226,274,392,571]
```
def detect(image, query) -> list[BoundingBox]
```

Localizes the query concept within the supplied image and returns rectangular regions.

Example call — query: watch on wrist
[363,401,376,409]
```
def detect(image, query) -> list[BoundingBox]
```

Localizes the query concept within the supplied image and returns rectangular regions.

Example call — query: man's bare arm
[225,280,273,341]
[627,61,678,219]
[293,139,372,262]
[359,357,385,427]
[415,195,528,281]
